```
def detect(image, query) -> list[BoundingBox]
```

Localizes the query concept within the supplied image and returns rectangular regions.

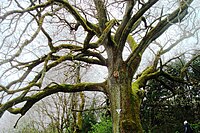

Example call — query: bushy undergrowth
[191,122,200,133]
[89,117,112,133]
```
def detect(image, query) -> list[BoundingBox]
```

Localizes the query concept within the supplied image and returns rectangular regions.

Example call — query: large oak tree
[0,0,198,132]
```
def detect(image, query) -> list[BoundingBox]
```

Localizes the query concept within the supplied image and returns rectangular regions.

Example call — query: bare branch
[126,0,194,67]
[118,0,159,47]
[138,0,194,54]
[180,54,200,78]
[115,1,135,43]
[0,81,106,118]
[55,0,98,34]
[0,0,53,22]
[93,0,108,31]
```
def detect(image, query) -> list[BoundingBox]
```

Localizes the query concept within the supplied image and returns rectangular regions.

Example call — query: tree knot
[113,71,119,78]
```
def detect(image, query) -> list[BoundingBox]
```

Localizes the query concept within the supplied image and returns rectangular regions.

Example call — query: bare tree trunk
[107,61,143,133]
[77,92,85,132]
[108,80,143,133]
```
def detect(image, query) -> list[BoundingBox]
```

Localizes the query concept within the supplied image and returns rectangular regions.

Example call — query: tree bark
[108,78,143,133]
[106,59,143,133]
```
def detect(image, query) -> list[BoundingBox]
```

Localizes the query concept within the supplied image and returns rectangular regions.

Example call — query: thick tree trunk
[109,81,143,133]
[107,63,143,133]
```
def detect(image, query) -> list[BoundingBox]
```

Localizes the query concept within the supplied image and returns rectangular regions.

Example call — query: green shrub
[89,117,112,133]
[82,111,97,132]
[191,122,200,133]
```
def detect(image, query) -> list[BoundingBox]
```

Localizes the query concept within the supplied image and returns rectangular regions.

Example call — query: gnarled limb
[115,1,136,43]
[0,0,54,22]
[118,0,159,48]
[93,0,108,32]
[138,0,193,54]
[55,0,98,34]
[126,0,193,68]
[0,81,107,118]
[88,19,117,48]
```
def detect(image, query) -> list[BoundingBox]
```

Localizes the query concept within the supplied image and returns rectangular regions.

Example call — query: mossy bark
[108,82,143,133]
[107,61,144,133]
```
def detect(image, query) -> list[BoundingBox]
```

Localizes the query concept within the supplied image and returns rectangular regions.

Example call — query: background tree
[12,61,108,133]
[141,55,200,132]
[17,92,107,133]
[0,0,199,132]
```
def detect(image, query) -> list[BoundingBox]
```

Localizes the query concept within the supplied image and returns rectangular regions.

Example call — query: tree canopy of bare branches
[0,0,199,132]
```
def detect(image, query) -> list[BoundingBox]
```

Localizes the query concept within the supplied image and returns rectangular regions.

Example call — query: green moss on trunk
[109,79,144,133]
